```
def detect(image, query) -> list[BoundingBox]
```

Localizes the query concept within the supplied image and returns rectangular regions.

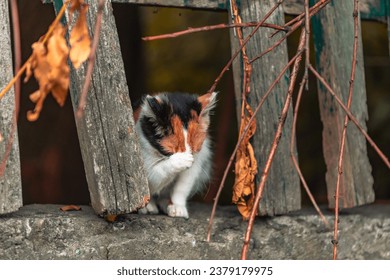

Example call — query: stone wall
[0,203,389,259]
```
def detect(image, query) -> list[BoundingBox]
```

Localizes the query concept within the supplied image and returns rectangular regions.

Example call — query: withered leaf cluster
[232,103,258,220]
[24,0,91,121]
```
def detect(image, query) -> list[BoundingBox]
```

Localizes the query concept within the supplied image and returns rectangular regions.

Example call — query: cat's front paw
[138,200,159,215]
[169,152,194,173]
[167,204,189,219]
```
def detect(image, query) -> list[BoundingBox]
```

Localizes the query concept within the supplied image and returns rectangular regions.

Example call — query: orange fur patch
[198,92,211,110]
[160,115,186,154]
[188,112,207,153]
[133,106,141,123]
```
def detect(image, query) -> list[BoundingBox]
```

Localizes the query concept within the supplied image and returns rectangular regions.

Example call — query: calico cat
[135,92,217,219]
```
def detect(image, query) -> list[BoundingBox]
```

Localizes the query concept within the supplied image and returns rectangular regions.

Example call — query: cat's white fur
[135,92,216,218]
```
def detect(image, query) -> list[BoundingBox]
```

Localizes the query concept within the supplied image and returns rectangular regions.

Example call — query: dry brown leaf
[232,104,258,220]
[47,24,70,106]
[69,4,91,69]
[60,205,82,211]
[105,214,118,223]
[28,90,41,103]
[24,59,33,83]
[26,42,51,121]
[26,25,70,121]
[70,0,85,14]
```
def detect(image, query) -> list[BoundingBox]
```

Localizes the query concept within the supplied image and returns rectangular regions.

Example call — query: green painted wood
[387,0,390,56]
[52,0,149,215]
[229,0,301,216]
[0,0,23,214]
[312,0,375,208]
[284,0,386,22]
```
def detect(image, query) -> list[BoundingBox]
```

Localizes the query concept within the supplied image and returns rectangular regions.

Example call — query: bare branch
[309,65,390,170]
[249,0,331,64]
[0,0,71,101]
[241,29,306,259]
[290,76,330,229]
[142,22,287,41]
[76,0,105,118]
[332,0,360,260]
[207,0,285,242]
[206,50,303,242]
[207,0,283,95]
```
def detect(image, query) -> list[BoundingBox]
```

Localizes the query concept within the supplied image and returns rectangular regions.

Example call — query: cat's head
[138,92,217,156]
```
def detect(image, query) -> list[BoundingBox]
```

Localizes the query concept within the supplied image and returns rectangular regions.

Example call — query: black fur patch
[167,93,202,127]
[140,116,172,157]
[146,97,172,129]
[139,93,203,156]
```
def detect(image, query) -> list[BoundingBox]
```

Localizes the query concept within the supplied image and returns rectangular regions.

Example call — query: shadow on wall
[15,2,390,206]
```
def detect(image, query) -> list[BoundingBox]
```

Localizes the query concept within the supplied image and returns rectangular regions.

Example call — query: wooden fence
[0,0,388,215]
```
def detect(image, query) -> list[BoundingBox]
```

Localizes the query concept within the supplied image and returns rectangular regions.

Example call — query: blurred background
[14,1,389,206]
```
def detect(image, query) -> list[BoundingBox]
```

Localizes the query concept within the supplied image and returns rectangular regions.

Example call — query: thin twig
[206,0,285,242]
[142,22,287,41]
[10,0,21,107]
[249,0,331,64]
[332,0,360,260]
[206,50,303,242]
[76,0,105,118]
[241,30,306,259]
[207,0,283,95]
[274,0,331,36]
[309,64,390,170]
[304,0,310,90]
[289,0,329,229]
[0,0,71,101]
[0,0,22,176]
[290,75,330,228]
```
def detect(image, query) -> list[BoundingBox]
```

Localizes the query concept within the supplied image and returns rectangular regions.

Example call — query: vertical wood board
[312,0,375,208]
[284,0,386,22]
[230,0,301,216]
[52,0,149,215]
[0,0,23,214]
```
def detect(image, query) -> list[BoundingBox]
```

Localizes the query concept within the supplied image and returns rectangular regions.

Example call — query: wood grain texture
[0,0,23,214]
[312,0,374,208]
[43,0,385,23]
[52,0,149,215]
[110,0,386,22]
[284,0,386,22]
[230,0,301,216]
[111,0,228,10]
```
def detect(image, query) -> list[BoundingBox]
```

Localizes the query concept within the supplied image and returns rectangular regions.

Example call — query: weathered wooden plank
[51,0,149,215]
[112,0,228,10]
[43,0,387,22]
[0,0,23,214]
[312,0,375,208]
[230,0,301,216]
[43,0,228,10]
[116,0,386,23]
[284,0,386,22]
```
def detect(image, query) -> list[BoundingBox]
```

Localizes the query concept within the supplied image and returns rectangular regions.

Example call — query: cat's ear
[197,92,217,128]
[198,91,217,116]
[144,95,172,124]
[145,95,162,116]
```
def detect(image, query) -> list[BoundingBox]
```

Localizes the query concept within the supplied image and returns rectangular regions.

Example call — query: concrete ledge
[0,203,389,259]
